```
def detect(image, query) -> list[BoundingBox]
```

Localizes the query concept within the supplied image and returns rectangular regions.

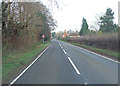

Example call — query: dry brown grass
[67,32,118,52]
[2,32,40,56]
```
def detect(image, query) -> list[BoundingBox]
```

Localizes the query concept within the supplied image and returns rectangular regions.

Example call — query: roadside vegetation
[3,42,50,83]
[67,33,118,52]
[62,39,118,59]
[2,1,57,83]
[56,8,119,60]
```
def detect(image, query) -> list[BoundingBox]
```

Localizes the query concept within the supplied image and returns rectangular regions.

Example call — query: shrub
[67,32,118,52]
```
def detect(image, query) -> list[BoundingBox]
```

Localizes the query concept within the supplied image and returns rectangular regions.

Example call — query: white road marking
[68,57,80,75]
[9,43,52,85]
[84,82,88,85]
[59,43,61,47]
[62,41,119,64]
[59,43,63,49]
[63,49,67,54]
[59,43,66,54]
[83,48,119,63]
[60,45,63,49]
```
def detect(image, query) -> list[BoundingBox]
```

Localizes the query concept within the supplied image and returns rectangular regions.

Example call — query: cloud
[41,0,119,32]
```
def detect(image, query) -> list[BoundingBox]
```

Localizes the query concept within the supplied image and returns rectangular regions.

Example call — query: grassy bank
[2,42,50,83]
[61,40,119,60]
[67,33,118,52]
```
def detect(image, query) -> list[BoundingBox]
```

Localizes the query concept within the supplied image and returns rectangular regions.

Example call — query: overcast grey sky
[41,0,119,32]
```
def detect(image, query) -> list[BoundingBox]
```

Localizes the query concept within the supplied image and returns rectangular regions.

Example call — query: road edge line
[75,45,119,64]
[61,41,119,64]
[9,43,52,85]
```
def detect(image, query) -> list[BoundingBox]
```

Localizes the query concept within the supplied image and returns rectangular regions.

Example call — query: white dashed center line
[63,49,67,54]
[59,43,66,54]
[59,43,80,75]
[68,57,80,75]
[59,43,63,49]
[84,82,88,85]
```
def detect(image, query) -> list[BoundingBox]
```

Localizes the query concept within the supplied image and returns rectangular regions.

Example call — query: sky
[41,0,119,32]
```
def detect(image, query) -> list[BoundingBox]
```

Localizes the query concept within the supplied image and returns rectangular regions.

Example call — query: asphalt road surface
[13,39,118,84]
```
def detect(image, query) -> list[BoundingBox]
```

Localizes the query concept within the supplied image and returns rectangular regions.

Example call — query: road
[12,39,118,84]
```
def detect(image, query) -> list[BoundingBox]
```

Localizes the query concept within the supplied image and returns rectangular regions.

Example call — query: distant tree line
[79,8,118,36]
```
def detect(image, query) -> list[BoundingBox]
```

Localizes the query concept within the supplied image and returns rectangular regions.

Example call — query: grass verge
[2,42,51,84]
[61,40,119,60]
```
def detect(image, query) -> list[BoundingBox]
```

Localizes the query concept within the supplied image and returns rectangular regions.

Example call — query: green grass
[61,40,119,59]
[2,42,50,83]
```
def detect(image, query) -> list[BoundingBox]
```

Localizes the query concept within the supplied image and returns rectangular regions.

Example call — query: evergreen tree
[79,17,89,36]
[99,8,118,32]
